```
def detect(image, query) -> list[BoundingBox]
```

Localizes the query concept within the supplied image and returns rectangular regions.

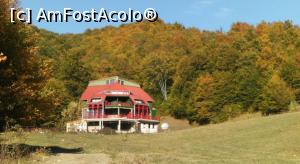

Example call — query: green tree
[61,101,81,123]
[58,53,91,98]
[257,74,295,115]
[188,74,216,124]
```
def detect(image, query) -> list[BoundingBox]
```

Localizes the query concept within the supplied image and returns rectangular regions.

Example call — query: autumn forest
[1,1,300,129]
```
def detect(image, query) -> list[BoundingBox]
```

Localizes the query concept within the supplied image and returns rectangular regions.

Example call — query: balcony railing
[84,102,159,121]
[105,102,133,108]
[83,112,160,121]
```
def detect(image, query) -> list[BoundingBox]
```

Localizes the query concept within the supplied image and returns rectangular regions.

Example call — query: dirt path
[36,153,112,164]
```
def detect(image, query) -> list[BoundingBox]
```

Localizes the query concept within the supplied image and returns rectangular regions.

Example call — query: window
[109,79,115,84]
[106,79,116,84]
[135,100,143,104]
[91,98,101,103]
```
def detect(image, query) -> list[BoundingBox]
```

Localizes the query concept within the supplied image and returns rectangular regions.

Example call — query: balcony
[83,111,160,121]
[105,101,132,108]
[84,101,159,121]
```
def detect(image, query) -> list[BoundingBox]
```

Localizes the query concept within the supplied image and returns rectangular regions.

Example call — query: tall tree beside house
[0,0,49,128]
[139,51,177,101]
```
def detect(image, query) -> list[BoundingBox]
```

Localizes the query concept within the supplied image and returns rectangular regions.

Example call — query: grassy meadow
[2,112,299,163]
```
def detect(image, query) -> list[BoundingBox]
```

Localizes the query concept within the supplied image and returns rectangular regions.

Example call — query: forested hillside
[1,1,300,128]
[36,20,300,125]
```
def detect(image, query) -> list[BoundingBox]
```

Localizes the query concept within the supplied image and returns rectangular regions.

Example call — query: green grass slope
[24,112,300,163]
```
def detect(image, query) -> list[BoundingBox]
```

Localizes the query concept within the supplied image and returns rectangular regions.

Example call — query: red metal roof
[81,83,154,103]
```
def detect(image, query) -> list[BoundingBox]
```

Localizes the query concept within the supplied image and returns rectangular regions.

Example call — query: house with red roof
[67,76,160,133]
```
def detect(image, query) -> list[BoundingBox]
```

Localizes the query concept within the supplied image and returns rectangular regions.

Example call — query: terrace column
[147,107,149,119]
[101,102,104,129]
[138,105,140,118]
[100,120,103,130]
[118,120,121,132]
[142,105,144,118]
[132,103,135,119]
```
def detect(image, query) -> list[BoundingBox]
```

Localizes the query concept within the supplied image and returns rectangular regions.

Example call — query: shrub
[258,74,295,115]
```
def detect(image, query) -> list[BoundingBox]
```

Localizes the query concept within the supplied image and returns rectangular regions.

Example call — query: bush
[222,104,242,120]
[0,126,29,161]
[258,74,295,115]
[57,101,82,129]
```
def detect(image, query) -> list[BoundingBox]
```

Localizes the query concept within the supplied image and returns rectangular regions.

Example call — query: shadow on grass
[45,145,83,154]
[0,143,83,158]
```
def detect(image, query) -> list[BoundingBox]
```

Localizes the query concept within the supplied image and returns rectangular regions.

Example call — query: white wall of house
[87,126,101,133]
[66,120,87,132]
[140,123,158,133]
[67,120,159,134]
